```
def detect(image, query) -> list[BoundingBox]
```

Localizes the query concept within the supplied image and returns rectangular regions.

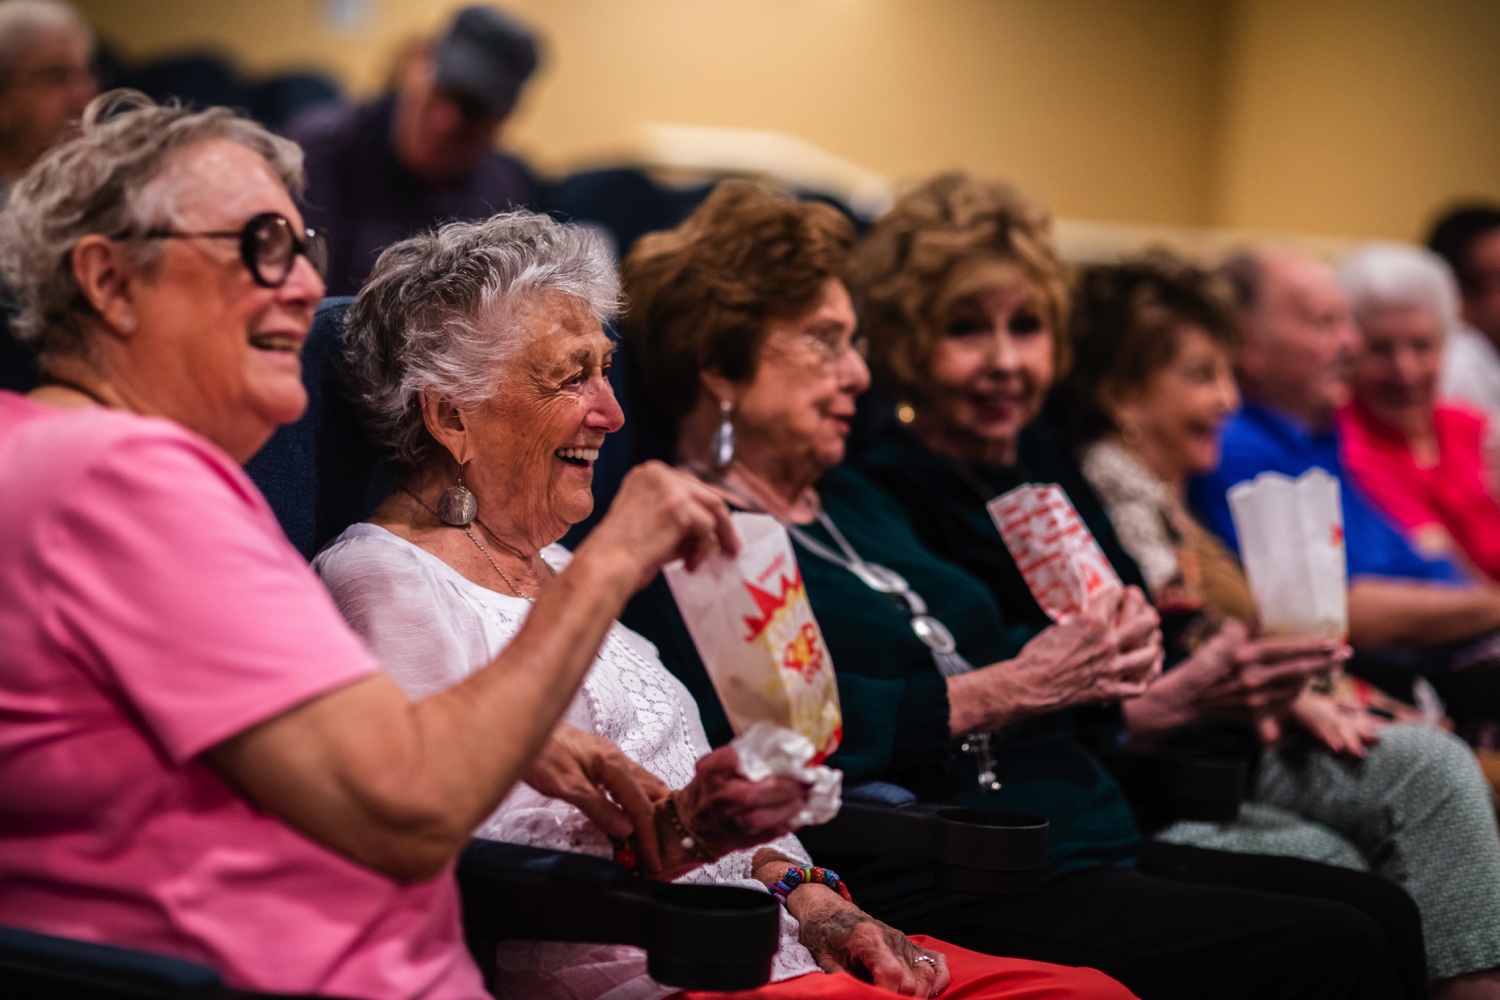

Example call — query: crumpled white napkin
[731,721,842,827]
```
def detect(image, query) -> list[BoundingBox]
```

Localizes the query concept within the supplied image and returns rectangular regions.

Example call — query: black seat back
[0,925,223,999]
[244,297,387,559]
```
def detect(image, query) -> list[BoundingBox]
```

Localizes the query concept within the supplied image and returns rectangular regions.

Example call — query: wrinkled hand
[671,745,810,863]
[795,889,950,997]
[1290,689,1382,757]
[580,461,740,591]
[967,586,1162,728]
[524,724,672,871]
[1122,622,1343,744]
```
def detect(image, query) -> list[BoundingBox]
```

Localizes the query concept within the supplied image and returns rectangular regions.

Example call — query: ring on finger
[912,954,937,971]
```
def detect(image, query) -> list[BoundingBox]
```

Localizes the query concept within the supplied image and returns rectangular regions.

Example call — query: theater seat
[0,842,783,996]
[0,924,224,999]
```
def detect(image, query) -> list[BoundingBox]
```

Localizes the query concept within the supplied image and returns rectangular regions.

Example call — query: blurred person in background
[1428,205,1500,418]
[1337,243,1500,582]
[1189,248,1500,736]
[0,0,94,206]
[1059,254,1500,999]
[287,4,539,296]
[619,180,1418,1000]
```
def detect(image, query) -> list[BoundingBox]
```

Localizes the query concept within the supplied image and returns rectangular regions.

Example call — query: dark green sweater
[621,464,1140,888]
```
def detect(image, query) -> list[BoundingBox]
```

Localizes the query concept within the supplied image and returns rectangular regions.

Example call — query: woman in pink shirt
[1338,243,1500,582]
[0,92,782,999]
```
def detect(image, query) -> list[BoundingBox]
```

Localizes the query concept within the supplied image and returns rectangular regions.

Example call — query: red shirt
[1339,399,1500,582]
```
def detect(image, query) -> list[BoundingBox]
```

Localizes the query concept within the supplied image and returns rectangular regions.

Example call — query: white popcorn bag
[663,513,843,825]
[988,484,1123,621]
[1227,468,1348,640]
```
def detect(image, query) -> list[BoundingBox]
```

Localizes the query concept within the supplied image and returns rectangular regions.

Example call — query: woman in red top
[1337,242,1500,582]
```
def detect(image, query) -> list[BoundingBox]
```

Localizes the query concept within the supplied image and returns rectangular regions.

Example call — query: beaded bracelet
[662,792,717,864]
[768,865,852,905]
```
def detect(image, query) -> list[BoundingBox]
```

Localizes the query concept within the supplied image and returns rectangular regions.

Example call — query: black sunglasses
[140,212,328,288]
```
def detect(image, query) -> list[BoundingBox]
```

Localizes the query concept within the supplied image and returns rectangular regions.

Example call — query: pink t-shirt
[0,393,486,1000]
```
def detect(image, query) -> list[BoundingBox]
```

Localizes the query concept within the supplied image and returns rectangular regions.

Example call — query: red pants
[677,935,1136,1000]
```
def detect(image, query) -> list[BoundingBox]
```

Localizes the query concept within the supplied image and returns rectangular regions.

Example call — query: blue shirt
[1188,402,1465,584]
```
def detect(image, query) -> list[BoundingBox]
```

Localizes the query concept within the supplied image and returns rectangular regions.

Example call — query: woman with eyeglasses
[616,180,1409,1000]
[0,91,740,998]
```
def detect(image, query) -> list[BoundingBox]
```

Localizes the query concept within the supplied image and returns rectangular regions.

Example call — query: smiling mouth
[556,447,599,467]
[249,334,303,353]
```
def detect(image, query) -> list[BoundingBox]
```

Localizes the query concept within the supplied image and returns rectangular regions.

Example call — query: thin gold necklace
[399,486,530,599]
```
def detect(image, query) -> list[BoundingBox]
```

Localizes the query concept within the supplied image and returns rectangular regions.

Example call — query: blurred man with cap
[287,4,540,295]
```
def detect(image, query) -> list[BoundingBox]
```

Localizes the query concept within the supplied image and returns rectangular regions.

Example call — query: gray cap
[431,5,539,118]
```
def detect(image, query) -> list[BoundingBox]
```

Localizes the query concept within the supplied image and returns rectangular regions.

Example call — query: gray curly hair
[0,89,303,364]
[344,212,622,476]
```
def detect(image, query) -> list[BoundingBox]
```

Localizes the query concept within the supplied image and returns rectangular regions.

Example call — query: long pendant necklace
[709,477,999,792]
[400,487,531,599]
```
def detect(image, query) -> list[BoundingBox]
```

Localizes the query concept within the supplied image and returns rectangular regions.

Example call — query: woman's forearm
[945,667,1037,734]
[1120,681,1198,742]
[1348,578,1500,646]
[211,545,642,883]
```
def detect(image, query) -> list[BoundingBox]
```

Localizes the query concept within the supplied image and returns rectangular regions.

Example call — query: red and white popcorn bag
[1228,468,1348,641]
[988,484,1123,621]
[663,513,842,825]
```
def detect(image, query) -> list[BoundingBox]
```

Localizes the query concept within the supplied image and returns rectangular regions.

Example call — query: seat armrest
[457,839,780,992]
[0,924,223,999]
[795,802,1049,894]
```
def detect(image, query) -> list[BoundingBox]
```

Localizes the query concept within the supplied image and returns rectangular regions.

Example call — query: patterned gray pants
[1156,724,1500,981]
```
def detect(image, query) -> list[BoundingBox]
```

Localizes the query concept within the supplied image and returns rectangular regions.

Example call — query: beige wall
[1208,0,1500,241]
[73,0,1500,242]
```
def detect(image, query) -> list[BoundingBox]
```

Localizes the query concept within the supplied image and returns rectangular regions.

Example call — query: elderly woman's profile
[315,211,1140,1000]
[0,91,741,999]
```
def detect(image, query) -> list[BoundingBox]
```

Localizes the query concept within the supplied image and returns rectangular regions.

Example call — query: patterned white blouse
[315,523,818,1000]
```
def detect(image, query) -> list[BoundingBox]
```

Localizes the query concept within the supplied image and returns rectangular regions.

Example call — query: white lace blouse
[314,523,819,1000]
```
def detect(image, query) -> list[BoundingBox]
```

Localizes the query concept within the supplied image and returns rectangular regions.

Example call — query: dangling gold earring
[896,401,916,425]
[437,461,478,526]
[710,398,736,469]
[1120,422,1143,448]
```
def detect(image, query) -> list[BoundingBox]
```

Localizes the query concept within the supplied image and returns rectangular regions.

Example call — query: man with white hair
[1190,247,1500,662]
[0,0,94,205]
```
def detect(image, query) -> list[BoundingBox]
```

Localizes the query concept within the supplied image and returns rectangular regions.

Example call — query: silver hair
[1336,242,1462,338]
[0,89,304,362]
[344,211,622,475]
[0,0,90,90]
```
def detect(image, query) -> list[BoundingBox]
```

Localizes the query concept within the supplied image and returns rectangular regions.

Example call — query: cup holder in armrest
[642,883,781,990]
[1101,749,1248,825]
[457,840,779,992]
[796,802,1049,894]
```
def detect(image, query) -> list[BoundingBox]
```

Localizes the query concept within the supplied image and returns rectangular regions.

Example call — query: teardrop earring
[1120,421,1143,448]
[710,398,736,470]
[437,462,478,526]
